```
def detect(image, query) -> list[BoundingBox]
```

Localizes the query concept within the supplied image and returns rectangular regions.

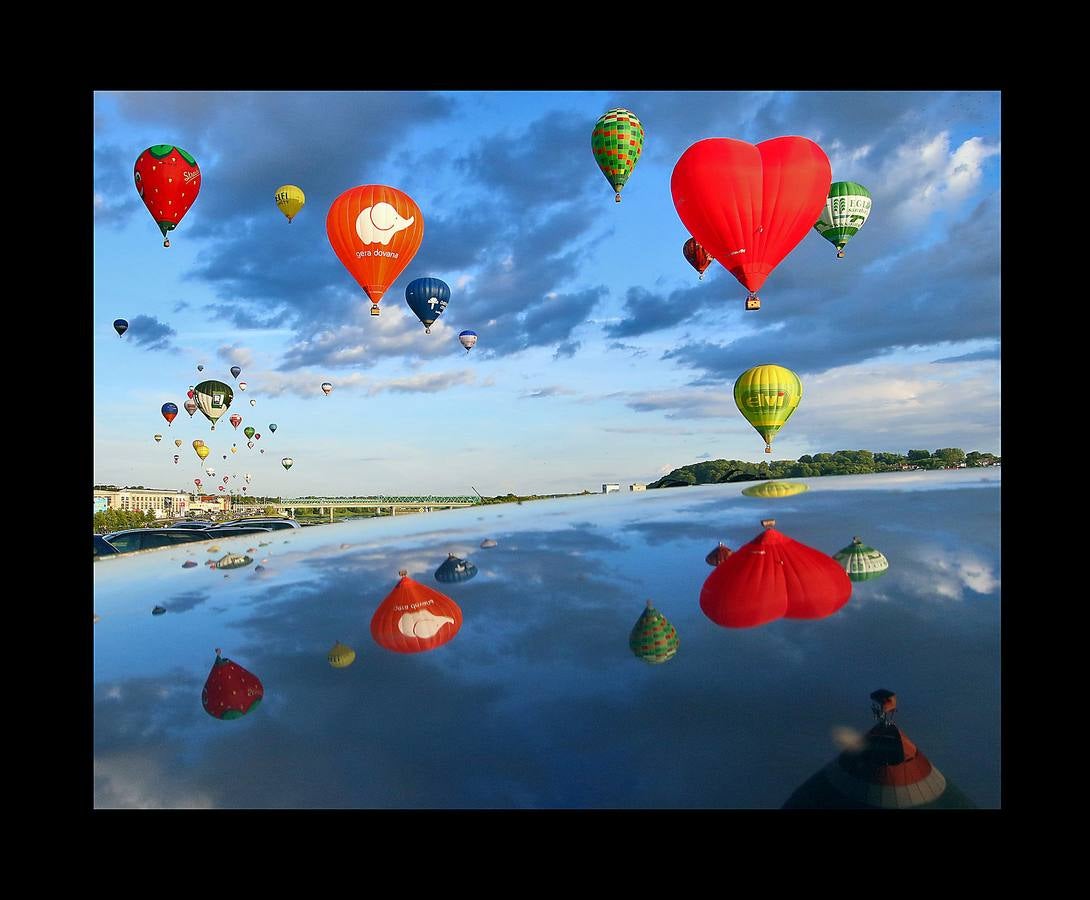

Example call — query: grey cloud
[125,314,177,351]
[932,346,1000,364]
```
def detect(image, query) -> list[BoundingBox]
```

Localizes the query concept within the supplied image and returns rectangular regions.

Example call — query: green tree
[934,448,966,466]
[907,450,931,460]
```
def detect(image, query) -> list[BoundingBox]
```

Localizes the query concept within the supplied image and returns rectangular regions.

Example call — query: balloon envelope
[269,424,277,433]
[153,434,162,443]
[113,318,128,337]
[741,481,809,499]
[327,641,356,668]
[193,380,234,429]
[705,543,733,567]
[230,366,241,379]
[195,445,210,461]
[244,427,255,439]
[281,457,293,470]
[459,330,478,352]
[833,536,889,582]
[435,553,477,584]
[161,403,178,425]
[326,184,424,315]
[671,137,831,300]
[238,382,247,391]
[814,182,872,257]
[134,145,201,246]
[683,237,713,278]
[371,572,462,653]
[734,365,803,453]
[184,399,197,416]
[405,277,450,332]
[629,601,679,664]
[275,184,306,223]
[321,382,332,395]
[591,108,645,202]
[202,650,263,719]
[229,414,242,430]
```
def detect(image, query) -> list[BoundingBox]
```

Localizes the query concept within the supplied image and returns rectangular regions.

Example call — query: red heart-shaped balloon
[671,137,831,297]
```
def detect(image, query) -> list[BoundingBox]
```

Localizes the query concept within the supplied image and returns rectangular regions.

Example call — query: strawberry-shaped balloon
[134,145,201,248]
[201,648,264,720]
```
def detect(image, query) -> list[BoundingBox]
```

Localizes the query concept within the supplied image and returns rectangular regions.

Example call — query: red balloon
[700,520,851,628]
[229,414,242,430]
[705,542,733,567]
[326,185,424,316]
[671,137,831,301]
[201,650,263,720]
[133,145,201,248]
[684,237,713,279]
[371,571,462,653]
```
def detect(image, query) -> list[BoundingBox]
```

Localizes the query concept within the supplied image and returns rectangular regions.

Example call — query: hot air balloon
[244,474,251,483]
[160,403,178,426]
[282,457,294,470]
[269,424,277,433]
[734,365,803,454]
[700,519,852,628]
[244,427,255,439]
[405,277,450,333]
[261,449,265,454]
[480,539,498,549]
[671,137,831,310]
[222,454,227,460]
[238,382,247,391]
[275,184,306,223]
[254,433,261,440]
[197,364,204,372]
[250,399,257,407]
[195,445,210,461]
[193,380,234,430]
[205,467,215,477]
[173,454,180,464]
[174,439,183,448]
[371,571,463,653]
[192,439,205,449]
[327,641,356,668]
[218,485,225,491]
[184,399,197,417]
[705,543,733,567]
[133,145,201,247]
[113,319,128,337]
[229,414,242,430]
[326,184,423,316]
[246,441,254,449]
[202,649,263,720]
[223,476,230,484]
[591,108,645,203]
[741,481,809,499]
[153,434,162,443]
[435,553,477,584]
[230,366,241,380]
[321,382,332,396]
[833,537,889,582]
[194,478,202,488]
[231,446,238,454]
[683,237,713,280]
[814,182,872,259]
[459,330,478,352]
[629,600,680,664]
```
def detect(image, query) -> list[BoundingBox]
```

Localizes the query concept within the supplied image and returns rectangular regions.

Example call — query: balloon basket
[745,297,761,311]
[370,305,380,316]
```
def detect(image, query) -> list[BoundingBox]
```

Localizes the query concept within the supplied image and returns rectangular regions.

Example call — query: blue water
[93,469,1001,808]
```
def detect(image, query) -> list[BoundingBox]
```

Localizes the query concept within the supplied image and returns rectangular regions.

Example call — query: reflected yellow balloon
[327,641,356,668]
[733,364,803,454]
[275,184,305,223]
[741,481,809,499]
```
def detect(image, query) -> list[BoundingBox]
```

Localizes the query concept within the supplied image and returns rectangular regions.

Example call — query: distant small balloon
[459,330,478,352]
[269,424,277,433]
[153,434,162,443]
[321,382,333,396]
[161,403,178,426]
[231,366,242,379]
[250,399,256,407]
[197,364,205,372]
[185,399,197,417]
[113,318,128,337]
[205,467,215,477]
[174,439,183,448]
[239,382,247,391]
[282,457,294,470]
[173,454,180,463]
[244,427,255,439]
[254,433,261,440]
[247,441,254,449]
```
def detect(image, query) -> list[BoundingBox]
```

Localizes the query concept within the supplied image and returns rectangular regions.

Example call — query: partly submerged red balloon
[705,542,733,567]
[700,519,851,628]
[671,137,831,301]
[371,571,462,653]
[201,649,263,719]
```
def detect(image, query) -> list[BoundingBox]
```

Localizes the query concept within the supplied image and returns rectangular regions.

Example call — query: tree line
[648,448,1001,489]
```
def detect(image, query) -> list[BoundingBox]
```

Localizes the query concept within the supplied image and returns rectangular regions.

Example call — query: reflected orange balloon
[326,185,423,316]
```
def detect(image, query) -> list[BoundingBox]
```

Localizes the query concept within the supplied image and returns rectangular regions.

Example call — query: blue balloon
[113,318,129,337]
[405,277,451,333]
[435,553,478,584]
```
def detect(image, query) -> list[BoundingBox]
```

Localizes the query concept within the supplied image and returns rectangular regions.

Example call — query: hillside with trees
[648,449,1000,488]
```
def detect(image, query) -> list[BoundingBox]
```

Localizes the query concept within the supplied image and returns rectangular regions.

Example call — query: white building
[602,484,620,494]
[94,488,191,518]
[630,484,646,492]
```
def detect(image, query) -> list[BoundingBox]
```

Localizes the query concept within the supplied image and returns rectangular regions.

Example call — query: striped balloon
[591,108,645,202]
[814,182,872,258]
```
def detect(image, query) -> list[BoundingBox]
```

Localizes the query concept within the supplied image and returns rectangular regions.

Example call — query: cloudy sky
[93,91,1000,497]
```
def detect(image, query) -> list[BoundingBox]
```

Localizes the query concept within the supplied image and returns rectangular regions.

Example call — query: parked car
[200,526,274,538]
[94,534,120,557]
[168,520,216,530]
[209,518,301,531]
[102,528,214,554]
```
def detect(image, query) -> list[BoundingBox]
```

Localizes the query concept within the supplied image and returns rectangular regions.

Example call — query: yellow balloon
[741,481,809,499]
[733,364,803,454]
[195,445,210,461]
[328,641,356,668]
[275,184,305,223]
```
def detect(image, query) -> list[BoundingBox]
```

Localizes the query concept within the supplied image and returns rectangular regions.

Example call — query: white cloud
[94,755,216,809]
[217,343,255,369]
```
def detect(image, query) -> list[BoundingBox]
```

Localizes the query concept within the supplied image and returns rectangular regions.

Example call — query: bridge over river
[248,496,480,521]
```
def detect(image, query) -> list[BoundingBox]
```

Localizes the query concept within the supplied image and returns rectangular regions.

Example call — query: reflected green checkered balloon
[629,601,679,664]
[592,108,645,202]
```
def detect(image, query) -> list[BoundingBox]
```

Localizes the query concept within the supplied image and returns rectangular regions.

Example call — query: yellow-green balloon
[741,481,809,498]
[734,364,803,453]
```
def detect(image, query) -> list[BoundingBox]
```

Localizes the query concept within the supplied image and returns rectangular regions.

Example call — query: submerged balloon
[134,145,201,247]
[202,649,263,720]
[705,543,733,567]
[193,380,234,430]
[371,571,462,653]
[435,553,477,584]
[113,318,128,337]
[741,481,809,499]
[321,382,332,396]
[326,184,424,316]
[275,184,306,223]
[405,277,450,333]
[281,457,293,470]
[683,237,713,279]
[700,519,852,628]
[734,365,803,454]
[480,539,498,549]
[833,536,889,582]
[629,600,680,664]
[161,403,178,425]
[671,137,831,309]
[327,641,356,668]
[591,108,645,203]
[459,330,478,352]
[814,182,872,258]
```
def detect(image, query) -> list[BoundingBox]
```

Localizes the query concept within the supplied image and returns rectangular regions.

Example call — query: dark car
[200,526,274,538]
[102,529,215,554]
[210,518,301,531]
[94,534,120,557]
[168,520,216,530]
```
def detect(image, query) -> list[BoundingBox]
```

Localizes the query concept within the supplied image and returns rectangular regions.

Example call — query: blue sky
[93,91,1001,497]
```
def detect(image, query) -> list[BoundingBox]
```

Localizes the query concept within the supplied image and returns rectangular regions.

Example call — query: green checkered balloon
[629,600,679,664]
[592,108,645,202]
